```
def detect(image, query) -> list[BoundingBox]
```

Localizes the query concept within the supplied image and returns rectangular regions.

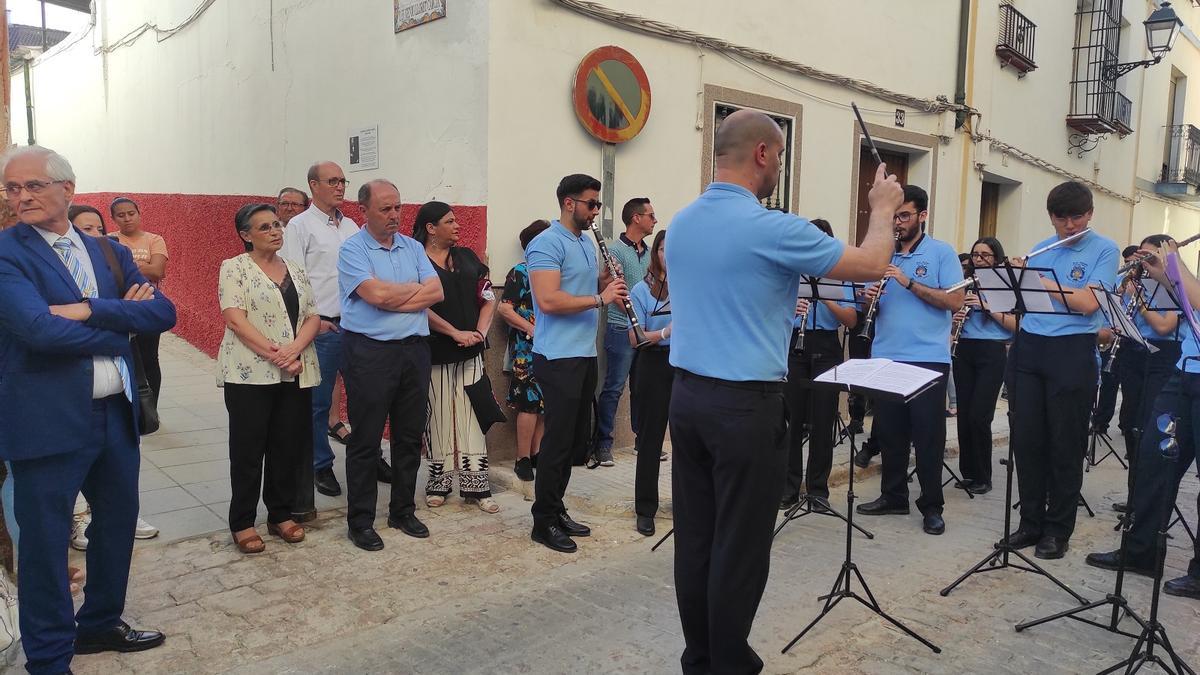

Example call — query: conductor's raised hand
[867,163,904,212]
[600,277,628,306]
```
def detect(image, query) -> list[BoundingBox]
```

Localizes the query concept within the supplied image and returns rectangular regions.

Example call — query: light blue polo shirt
[630,280,671,346]
[527,220,600,360]
[871,234,962,364]
[794,279,856,330]
[1130,287,1181,342]
[1020,231,1118,337]
[338,228,438,340]
[1178,310,1200,372]
[666,182,844,381]
[960,307,1013,341]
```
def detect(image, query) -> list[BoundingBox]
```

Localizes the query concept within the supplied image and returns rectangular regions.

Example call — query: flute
[1117,232,1200,274]
[945,229,1094,296]
[588,223,652,348]
[857,230,902,339]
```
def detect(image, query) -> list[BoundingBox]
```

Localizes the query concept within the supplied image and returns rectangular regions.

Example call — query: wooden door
[855,148,909,244]
[979,182,999,240]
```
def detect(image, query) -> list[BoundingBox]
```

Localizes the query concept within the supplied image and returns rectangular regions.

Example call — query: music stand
[781,363,941,655]
[939,261,1089,604]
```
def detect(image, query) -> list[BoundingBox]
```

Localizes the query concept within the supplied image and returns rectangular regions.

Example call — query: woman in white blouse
[217,204,321,554]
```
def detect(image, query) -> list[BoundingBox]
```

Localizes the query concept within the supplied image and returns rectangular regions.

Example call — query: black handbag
[96,237,160,435]
[463,370,507,435]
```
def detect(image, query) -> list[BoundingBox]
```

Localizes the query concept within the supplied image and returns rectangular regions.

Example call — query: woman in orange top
[112,197,169,405]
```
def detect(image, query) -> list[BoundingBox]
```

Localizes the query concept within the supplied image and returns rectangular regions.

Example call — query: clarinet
[951,306,971,357]
[793,304,810,354]
[589,223,652,348]
[857,230,903,340]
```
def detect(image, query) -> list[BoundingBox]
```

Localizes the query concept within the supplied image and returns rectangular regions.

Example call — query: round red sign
[572,46,652,144]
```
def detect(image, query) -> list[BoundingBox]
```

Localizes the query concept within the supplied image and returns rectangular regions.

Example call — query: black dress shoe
[779,493,800,510]
[636,515,655,536]
[846,419,865,436]
[387,514,429,538]
[954,479,975,490]
[855,496,909,516]
[532,524,576,552]
[1003,528,1041,550]
[376,455,393,484]
[966,481,992,495]
[852,444,877,469]
[809,495,833,513]
[1034,535,1068,560]
[348,527,384,551]
[558,513,591,537]
[1163,574,1200,599]
[315,467,342,497]
[1084,550,1156,578]
[922,511,946,535]
[74,621,165,654]
[1112,501,1128,513]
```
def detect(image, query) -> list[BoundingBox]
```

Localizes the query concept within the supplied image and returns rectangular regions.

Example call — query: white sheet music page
[814,358,941,398]
[974,267,1056,314]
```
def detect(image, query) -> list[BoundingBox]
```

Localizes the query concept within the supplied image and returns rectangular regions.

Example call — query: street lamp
[1105,1,1184,80]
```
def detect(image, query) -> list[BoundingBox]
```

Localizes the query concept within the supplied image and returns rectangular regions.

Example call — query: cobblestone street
[20,336,1200,674]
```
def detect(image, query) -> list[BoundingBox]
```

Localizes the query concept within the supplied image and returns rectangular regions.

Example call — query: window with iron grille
[1067,0,1133,136]
[713,103,794,212]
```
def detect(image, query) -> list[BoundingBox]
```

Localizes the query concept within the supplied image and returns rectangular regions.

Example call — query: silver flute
[588,223,652,348]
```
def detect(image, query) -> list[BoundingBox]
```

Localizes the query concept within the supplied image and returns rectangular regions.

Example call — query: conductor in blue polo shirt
[666,110,903,674]
[526,173,628,553]
[1005,181,1118,560]
[855,185,964,536]
[337,179,444,552]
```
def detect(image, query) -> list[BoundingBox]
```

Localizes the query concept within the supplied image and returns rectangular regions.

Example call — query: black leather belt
[319,315,341,324]
[677,369,784,393]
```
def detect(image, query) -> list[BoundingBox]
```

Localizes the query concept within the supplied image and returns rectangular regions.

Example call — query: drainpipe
[22,55,33,145]
[955,0,971,128]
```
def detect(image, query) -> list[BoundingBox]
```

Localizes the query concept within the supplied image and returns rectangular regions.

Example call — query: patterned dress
[502,262,543,414]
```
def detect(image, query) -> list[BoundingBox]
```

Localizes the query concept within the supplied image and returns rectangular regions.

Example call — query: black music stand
[781,367,941,655]
[939,262,1089,604]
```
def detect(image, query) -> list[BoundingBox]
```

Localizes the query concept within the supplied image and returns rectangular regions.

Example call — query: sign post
[571,45,652,238]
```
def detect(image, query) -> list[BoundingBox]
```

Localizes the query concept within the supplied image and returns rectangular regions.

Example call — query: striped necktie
[53,237,134,402]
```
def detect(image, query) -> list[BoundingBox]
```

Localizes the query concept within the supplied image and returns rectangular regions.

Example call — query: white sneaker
[134,516,159,540]
[70,513,90,551]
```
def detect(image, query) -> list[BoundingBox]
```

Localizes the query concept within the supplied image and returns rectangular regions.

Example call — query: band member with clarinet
[781,219,858,511]
[666,109,902,674]
[951,237,1016,495]
[856,185,964,535]
[1086,238,1200,600]
[1108,235,1182,513]
[1006,181,1118,560]
[629,230,671,537]
[525,173,627,553]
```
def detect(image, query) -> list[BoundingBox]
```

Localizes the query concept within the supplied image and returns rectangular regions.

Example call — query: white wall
[11,0,491,204]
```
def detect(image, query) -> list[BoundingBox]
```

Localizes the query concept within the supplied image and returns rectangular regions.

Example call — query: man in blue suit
[0,146,175,675]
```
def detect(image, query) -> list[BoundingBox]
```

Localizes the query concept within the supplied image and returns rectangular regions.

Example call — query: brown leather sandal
[233,528,266,554]
[268,520,305,543]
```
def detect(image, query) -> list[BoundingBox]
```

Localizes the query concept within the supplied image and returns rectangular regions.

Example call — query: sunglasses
[569,197,602,210]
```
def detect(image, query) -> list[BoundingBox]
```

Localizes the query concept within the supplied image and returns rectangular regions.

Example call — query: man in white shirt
[280,161,392,503]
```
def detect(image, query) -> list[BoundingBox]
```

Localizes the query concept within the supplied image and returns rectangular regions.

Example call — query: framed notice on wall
[395,0,447,33]
[348,126,379,172]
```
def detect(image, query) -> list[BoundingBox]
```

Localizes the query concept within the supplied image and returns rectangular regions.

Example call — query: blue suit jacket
[0,222,177,461]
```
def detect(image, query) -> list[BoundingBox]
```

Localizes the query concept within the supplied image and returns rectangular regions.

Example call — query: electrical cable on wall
[96,0,217,55]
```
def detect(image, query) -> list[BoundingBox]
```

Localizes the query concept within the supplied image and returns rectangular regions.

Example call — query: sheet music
[796,275,850,300]
[974,267,1056,314]
[814,358,941,398]
[1141,279,1181,312]
[1092,287,1159,354]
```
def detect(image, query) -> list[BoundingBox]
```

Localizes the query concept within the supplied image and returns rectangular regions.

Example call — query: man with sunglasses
[281,161,393,506]
[856,185,964,536]
[1004,181,1118,560]
[525,174,627,553]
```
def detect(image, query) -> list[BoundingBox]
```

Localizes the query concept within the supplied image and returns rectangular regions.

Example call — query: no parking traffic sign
[572,46,652,144]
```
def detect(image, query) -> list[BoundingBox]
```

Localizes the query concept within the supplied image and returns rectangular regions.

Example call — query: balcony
[996,3,1037,76]
[1067,87,1134,137]
[1157,124,1200,200]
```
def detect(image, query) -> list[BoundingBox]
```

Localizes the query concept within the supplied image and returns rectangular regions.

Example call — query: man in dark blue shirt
[665,110,903,674]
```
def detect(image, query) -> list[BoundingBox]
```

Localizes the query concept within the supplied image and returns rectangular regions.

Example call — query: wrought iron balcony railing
[1162,124,1200,186]
[996,3,1037,75]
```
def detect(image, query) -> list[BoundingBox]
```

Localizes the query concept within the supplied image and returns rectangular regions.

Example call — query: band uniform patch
[914,263,929,278]
[1069,262,1087,282]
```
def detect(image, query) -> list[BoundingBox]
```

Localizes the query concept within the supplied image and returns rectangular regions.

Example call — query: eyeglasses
[277,201,305,209]
[3,180,65,196]
[971,251,995,260]
[893,211,921,223]
[639,211,658,222]
[253,221,285,233]
[318,178,349,188]
[570,197,602,211]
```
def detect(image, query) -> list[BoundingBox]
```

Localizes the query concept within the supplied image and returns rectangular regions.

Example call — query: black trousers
[342,332,431,530]
[531,354,596,529]
[669,370,787,675]
[876,362,950,514]
[136,331,163,406]
[1009,331,1096,539]
[1125,340,1184,494]
[223,381,311,532]
[633,349,673,518]
[1093,348,1119,430]
[953,339,1007,485]
[1125,372,1200,575]
[783,330,842,499]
